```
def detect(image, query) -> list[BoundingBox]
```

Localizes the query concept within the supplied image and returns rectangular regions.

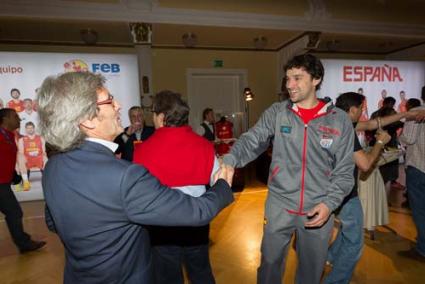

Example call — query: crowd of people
[1,53,425,284]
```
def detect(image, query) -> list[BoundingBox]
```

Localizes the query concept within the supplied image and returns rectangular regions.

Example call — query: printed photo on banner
[0,52,140,201]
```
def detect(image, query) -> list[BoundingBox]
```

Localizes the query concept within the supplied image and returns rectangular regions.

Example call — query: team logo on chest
[320,135,333,149]
[280,125,292,134]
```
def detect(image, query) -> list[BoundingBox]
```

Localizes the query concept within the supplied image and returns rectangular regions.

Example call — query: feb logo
[92,63,120,73]
[64,59,89,72]
[64,59,121,74]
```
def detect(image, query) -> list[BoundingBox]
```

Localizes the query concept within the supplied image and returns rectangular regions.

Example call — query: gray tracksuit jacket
[224,100,354,214]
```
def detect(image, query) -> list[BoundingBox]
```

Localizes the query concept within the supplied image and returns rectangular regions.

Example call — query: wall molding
[1,0,425,38]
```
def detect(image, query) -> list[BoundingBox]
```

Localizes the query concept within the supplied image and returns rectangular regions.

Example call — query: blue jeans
[406,166,425,256]
[323,197,364,284]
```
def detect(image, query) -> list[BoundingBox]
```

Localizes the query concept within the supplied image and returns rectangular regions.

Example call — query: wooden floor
[1,176,424,283]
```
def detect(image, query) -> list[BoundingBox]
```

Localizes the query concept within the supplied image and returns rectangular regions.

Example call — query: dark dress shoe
[398,248,425,262]
[19,240,46,254]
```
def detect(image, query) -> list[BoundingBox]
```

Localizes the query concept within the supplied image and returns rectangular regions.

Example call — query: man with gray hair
[37,72,234,283]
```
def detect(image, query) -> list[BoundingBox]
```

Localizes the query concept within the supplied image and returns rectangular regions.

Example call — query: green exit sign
[213,59,223,67]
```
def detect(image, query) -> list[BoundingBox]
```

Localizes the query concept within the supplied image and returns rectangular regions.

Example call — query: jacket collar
[85,137,118,152]
[79,140,117,156]
[286,98,334,115]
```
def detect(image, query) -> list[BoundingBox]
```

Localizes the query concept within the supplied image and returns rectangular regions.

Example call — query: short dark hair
[152,90,189,127]
[382,96,396,108]
[335,92,365,113]
[284,53,324,90]
[422,86,425,101]
[0,108,16,124]
[202,108,213,120]
[128,106,142,116]
[406,98,421,111]
[10,88,20,95]
[25,121,35,128]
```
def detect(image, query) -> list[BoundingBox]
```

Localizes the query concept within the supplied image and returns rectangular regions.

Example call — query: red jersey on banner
[398,99,407,113]
[7,99,24,113]
[23,135,44,169]
[359,99,369,121]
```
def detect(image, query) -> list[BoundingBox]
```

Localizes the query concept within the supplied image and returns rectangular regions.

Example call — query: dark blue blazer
[43,141,233,284]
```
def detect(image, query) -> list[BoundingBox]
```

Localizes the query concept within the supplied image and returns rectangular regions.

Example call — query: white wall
[320,59,425,115]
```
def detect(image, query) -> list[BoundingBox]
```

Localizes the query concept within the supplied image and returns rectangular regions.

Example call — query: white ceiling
[0,0,425,58]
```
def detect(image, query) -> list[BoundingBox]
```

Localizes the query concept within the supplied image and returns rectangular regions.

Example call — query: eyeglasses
[96,94,114,106]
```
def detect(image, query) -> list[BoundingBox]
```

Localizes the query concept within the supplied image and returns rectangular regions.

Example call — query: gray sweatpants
[257,201,334,284]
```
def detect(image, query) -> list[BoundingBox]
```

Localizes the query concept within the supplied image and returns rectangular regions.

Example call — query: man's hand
[305,202,331,227]
[415,109,425,122]
[213,164,234,187]
[405,109,425,122]
[375,129,391,145]
[125,122,142,136]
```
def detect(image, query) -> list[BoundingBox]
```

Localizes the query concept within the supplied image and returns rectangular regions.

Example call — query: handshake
[213,162,235,187]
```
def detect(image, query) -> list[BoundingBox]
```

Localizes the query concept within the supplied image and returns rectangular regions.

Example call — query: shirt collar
[85,137,118,152]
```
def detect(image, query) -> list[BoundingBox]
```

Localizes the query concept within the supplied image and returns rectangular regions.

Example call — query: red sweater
[0,127,17,183]
[133,126,214,187]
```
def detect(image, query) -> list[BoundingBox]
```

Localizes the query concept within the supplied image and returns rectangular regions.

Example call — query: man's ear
[157,113,165,127]
[348,106,356,119]
[312,77,322,88]
[79,116,97,130]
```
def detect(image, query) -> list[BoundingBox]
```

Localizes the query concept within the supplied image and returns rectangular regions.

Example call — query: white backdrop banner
[0,52,140,201]
[319,59,425,115]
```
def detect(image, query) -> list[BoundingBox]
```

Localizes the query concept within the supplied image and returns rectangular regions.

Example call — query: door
[187,69,247,136]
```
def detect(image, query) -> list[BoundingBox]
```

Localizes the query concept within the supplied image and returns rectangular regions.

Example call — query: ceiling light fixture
[80,28,98,45]
[326,39,340,51]
[306,31,321,49]
[182,33,197,48]
[253,36,267,49]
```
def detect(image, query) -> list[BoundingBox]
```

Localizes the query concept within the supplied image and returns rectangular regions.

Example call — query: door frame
[186,68,248,126]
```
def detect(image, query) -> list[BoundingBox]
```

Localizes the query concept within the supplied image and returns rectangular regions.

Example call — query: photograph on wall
[0,52,140,201]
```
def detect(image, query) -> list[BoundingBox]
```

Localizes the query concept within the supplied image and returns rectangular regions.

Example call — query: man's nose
[286,80,294,90]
